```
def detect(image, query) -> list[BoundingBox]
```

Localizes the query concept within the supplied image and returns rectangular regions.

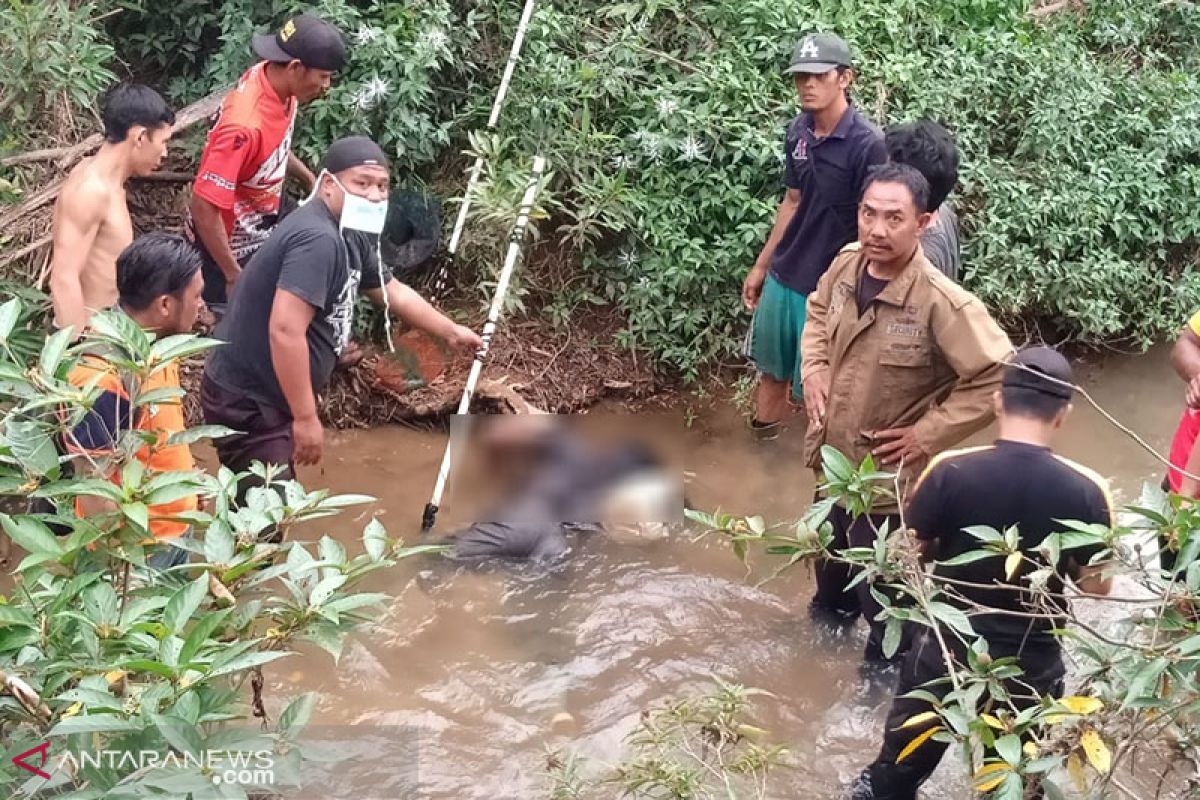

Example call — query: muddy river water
[189,345,1182,799]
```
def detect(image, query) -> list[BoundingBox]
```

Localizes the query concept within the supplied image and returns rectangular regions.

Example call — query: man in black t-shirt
[850,347,1114,800]
[202,136,481,499]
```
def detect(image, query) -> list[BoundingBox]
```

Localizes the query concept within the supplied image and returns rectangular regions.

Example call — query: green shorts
[744,273,807,399]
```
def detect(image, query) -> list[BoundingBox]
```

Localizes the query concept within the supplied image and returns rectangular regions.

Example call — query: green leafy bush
[0,1,115,148]
[0,300,443,796]
[33,0,1200,377]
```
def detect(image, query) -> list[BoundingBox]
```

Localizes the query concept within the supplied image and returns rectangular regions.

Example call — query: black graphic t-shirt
[205,198,390,410]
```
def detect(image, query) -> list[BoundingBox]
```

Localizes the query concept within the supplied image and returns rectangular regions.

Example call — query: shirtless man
[49,84,175,335]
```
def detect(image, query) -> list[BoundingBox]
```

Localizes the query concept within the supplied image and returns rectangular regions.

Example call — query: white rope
[423,155,547,530]
[435,0,539,298]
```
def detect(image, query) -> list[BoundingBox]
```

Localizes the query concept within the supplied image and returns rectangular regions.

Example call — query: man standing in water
[201,137,481,515]
[188,13,345,313]
[743,32,887,440]
[801,164,1012,666]
[50,84,175,335]
[850,347,1114,799]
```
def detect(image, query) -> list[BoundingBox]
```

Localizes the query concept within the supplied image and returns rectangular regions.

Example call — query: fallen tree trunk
[0,86,227,231]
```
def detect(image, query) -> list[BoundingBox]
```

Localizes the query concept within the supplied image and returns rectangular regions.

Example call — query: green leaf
[0,297,21,342]
[927,602,974,637]
[143,483,204,509]
[39,326,73,378]
[303,624,347,663]
[133,385,185,407]
[205,520,236,564]
[179,609,232,666]
[938,549,999,567]
[87,309,150,355]
[151,712,206,755]
[323,593,388,615]
[119,659,178,679]
[318,493,376,509]
[319,535,346,565]
[962,525,1005,543]
[5,418,60,477]
[148,334,221,365]
[994,734,1022,766]
[279,691,318,736]
[166,425,238,447]
[1123,657,1169,705]
[882,617,903,660]
[821,445,854,482]
[309,573,347,607]
[1,513,65,556]
[122,501,150,533]
[363,518,388,561]
[206,650,292,680]
[49,715,143,736]
[163,574,209,636]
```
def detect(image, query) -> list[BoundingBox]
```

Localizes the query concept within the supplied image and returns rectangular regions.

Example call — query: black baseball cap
[253,14,346,72]
[319,136,390,174]
[1002,346,1074,400]
[785,33,853,75]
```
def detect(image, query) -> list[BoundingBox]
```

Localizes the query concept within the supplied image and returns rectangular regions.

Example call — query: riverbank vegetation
[2,0,1199,384]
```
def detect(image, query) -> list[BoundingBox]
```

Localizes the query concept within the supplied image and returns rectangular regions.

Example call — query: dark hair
[101,84,175,144]
[1000,384,1069,422]
[862,162,931,215]
[117,233,202,311]
[885,120,959,212]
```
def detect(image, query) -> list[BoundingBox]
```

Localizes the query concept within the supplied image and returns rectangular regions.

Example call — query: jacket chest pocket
[878,344,931,368]
[878,343,933,400]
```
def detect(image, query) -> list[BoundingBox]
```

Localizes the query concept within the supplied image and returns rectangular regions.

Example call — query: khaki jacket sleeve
[800,267,835,382]
[913,297,1013,455]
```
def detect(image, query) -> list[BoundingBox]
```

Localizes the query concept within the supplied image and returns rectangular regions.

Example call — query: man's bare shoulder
[56,161,115,218]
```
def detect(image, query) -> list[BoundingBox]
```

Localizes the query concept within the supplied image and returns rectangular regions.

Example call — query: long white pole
[422,155,547,531]
[432,0,539,299]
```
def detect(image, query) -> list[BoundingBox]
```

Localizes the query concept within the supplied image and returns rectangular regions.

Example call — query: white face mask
[329,172,389,235]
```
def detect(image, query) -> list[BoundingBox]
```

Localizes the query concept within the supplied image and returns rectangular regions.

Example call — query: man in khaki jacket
[800,163,1012,668]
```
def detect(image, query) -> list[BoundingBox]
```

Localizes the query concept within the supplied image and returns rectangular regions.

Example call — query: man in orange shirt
[65,233,205,570]
[188,13,346,314]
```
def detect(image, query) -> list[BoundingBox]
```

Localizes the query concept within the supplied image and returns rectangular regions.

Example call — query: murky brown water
[188,345,1186,798]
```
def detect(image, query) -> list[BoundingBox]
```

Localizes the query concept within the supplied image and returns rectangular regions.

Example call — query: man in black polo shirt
[849,347,1114,800]
[202,136,482,508]
[742,32,886,439]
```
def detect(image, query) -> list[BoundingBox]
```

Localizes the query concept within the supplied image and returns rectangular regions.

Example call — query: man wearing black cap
[188,13,347,314]
[201,136,483,513]
[849,347,1114,800]
[742,32,887,440]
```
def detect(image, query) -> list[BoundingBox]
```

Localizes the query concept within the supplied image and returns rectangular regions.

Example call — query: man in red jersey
[188,13,347,314]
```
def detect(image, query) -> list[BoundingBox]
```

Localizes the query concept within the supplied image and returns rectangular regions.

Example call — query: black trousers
[851,631,1065,800]
[811,504,906,663]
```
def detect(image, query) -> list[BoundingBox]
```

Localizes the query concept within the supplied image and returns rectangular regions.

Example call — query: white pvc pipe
[423,155,547,530]
[443,0,539,262]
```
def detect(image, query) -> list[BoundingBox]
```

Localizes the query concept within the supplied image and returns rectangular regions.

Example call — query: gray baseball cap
[785,33,853,75]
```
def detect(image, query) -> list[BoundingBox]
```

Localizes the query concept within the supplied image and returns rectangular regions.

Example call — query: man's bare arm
[190,194,242,290]
[49,181,107,335]
[1172,326,1200,383]
[742,189,800,310]
[366,279,482,352]
[269,289,322,465]
[1172,326,1200,408]
[287,152,316,192]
